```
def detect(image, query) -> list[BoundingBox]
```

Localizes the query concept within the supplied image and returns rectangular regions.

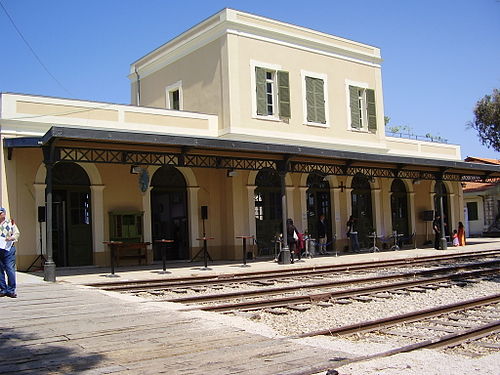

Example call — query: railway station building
[1,9,499,273]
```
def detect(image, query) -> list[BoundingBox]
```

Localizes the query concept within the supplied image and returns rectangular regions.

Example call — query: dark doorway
[434,181,450,236]
[391,179,409,236]
[306,173,332,246]
[254,168,282,255]
[351,173,373,248]
[151,166,189,260]
[51,163,92,267]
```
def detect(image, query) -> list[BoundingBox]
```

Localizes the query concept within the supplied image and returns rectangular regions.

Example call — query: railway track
[88,249,500,292]
[176,265,498,312]
[161,260,499,307]
[288,294,500,374]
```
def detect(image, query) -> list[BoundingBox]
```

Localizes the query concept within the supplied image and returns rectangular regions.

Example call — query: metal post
[279,171,291,264]
[162,243,167,272]
[203,238,208,269]
[439,195,448,250]
[242,238,247,266]
[43,145,56,282]
[110,244,116,275]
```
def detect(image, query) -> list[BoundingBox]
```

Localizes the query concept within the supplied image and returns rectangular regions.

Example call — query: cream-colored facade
[2,9,497,272]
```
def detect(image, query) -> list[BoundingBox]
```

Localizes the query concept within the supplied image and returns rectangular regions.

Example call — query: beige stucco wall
[1,147,43,270]
[225,33,385,152]
[132,39,225,127]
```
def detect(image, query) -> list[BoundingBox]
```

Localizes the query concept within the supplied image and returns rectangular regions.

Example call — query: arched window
[434,181,449,236]
[51,162,92,267]
[306,172,332,244]
[254,168,282,254]
[351,173,373,248]
[151,166,189,260]
[391,179,409,236]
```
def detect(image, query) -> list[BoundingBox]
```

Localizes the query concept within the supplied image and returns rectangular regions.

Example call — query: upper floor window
[165,81,183,110]
[348,85,376,132]
[170,89,180,110]
[466,201,478,221]
[255,66,290,119]
[302,71,329,127]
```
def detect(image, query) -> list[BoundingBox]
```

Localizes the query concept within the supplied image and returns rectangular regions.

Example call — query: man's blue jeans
[0,246,16,294]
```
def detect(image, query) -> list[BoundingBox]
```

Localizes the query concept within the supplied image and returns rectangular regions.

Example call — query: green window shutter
[306,77,325,123]
[315,78,326,124]
[349,85,360,129]
[306,77,315,122]
[366,88,377,132]
[255,67,267,115]
[277,71,290,119]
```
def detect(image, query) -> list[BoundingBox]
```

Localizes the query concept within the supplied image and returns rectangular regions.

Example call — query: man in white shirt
[0,207,21,298]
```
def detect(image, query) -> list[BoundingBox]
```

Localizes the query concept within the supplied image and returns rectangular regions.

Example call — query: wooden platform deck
[1,279,338,375]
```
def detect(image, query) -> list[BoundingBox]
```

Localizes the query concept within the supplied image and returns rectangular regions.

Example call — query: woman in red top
[457,221,466,246]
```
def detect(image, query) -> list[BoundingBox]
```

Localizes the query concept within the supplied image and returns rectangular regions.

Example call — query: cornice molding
[129,9,382,81]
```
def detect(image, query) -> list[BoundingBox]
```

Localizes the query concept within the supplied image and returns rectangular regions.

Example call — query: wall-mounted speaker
[38,206,46,223]
[201,206,208,220]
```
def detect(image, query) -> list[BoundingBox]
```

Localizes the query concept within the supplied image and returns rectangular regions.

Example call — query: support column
[372,187,382,234]
[43,145,56,282]
[332,187,341,239]
[279,171,291,264]
[247,185,257,240]
[34,183,46,255]
[345,187,353,241]
[286,186,295,222]
[90,185,106,261]
[449,192,457,230]
[439,195,448,250]
[299,186,308,233]
[409,191,416,235]
[187,186,200,252]
[141,186,153,244]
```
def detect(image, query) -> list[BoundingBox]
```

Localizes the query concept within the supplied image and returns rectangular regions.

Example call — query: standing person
[346,215,360,252]
[432,213,441,250]
[286,218,299,263]
[457,221,466,246]
[317,214,327,255]
[0,207,20,298]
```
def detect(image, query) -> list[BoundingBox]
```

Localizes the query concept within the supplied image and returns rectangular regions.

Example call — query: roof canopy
[5,126,500,183]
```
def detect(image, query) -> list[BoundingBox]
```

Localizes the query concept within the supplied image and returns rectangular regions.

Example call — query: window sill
[254,115,286,123]
[350,128,376,134]
[304,121,329,128]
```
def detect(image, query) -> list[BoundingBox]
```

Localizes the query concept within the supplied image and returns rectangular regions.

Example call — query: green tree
[469,88,500,152]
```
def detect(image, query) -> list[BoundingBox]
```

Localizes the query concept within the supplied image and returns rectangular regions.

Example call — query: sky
[1,0,499,159]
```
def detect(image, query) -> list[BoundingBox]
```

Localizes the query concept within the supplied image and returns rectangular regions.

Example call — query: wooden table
[154,239,174,272]
[103,241,150,275]
[235,235,254,266]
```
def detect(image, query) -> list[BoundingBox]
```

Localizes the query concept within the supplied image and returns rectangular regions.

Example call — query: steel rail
[165,259,499,304]
[293,293,500,338]
[88,249,500,291]
[184,267,499,312]
[311,319,500,374]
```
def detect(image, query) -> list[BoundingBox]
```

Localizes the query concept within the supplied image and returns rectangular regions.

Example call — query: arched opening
[254,168,282,255]
[51,162,92,266]
[391,179,409,236]
[434,181,450,237]
[151,166,189,260]
[351,173,373,248]
[306,172,332,247]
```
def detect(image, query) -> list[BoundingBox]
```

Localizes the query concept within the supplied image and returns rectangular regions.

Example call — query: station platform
[4,238,499,375]
[20,237,500,286]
